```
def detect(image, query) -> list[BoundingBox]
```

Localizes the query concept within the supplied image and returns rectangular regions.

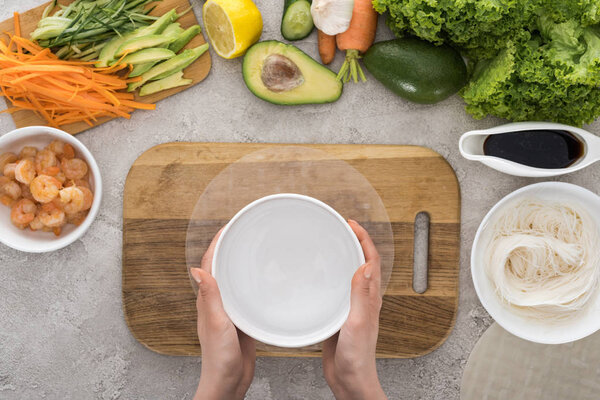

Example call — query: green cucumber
[128,44,209,91]
[95,9,178,67]
[139,71,193,96]
[363,38,468,104]
[281,0,313,41]
[115,35,177,57]
[168,25,202,53]
[117,48,175,65]
[162,23,184,38]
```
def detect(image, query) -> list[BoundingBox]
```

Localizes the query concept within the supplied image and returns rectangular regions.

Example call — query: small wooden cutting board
[0,0,211,134]
[123,143,461,358]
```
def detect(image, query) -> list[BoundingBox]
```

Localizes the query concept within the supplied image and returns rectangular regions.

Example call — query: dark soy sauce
[483,130,584,169]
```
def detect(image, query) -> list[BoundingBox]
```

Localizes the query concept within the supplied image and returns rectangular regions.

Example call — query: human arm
[322,220,388,400]
[191,230,256,400]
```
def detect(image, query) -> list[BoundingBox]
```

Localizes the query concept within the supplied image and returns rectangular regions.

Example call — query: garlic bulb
[311,0,355,36]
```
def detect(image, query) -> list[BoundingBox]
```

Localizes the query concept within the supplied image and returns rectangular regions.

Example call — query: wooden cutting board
[123,143,461,358]
[0,0,211,134]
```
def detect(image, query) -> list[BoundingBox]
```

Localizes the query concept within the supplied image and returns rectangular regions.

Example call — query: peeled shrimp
[11,198,36,228]
[65,179,90,189]
[2,143,93,236]
[29,215,44,231]
[61,158,88,180]
[14,159,36,184]
[67,210,88,226]
[2,180,21,200]
[0,152,17,171]
[20,183,34,201]
[19,146,37,159]
[39,202,66,228]
[59,187,84,214]
[0,195,15,207]
[3,163,16,179]
[0,176,11,187]
[63,144,75,160]
[79,186,93,211]
[30,175,61,203]
[46,140,64,155]
[47,141,74,159]
[55,172,66,184]
[42,166,61,176]
[35,149,58,174]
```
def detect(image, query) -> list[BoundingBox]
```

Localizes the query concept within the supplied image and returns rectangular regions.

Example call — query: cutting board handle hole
[413,211,430,294]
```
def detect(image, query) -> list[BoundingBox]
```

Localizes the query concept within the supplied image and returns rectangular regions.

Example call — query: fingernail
[190,268,202,284]
[348,219,357,224]
[363,263,372,279]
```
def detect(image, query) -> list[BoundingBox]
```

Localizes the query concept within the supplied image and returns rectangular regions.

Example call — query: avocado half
[243,41,342,105]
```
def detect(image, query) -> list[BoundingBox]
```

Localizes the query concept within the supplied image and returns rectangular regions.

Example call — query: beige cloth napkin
[461,323,600,400]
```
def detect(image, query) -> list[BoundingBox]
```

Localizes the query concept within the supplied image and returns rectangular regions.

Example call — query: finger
[237,329,256,376]
[348,263,371,323]
[321,332,339,373]
[191,268,206,312]
[238,329,256,357]
[191,267,226,317]
[200,227,225,273]
[348,220,381,286]
[348,220,380,265]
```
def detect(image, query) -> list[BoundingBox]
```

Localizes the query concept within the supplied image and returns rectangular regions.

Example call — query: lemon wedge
[203,0,263,59]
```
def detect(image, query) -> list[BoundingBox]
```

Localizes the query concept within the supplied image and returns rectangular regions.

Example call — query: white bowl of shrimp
[0,126,102,253]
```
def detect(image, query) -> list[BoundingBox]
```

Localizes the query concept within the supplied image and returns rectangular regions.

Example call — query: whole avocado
[363,38,467,104]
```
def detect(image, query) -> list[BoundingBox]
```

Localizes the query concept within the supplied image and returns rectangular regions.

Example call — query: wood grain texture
[0,0,211,134]
[123,143,461,358]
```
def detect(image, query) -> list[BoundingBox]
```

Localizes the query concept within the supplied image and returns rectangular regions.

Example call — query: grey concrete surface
[1,1,600,399]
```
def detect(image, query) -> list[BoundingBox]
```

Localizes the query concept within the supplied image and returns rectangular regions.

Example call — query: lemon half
[203,0,263,59]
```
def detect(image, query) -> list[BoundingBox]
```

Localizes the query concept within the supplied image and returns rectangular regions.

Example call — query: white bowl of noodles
[472,182,600,344]
[0,126,102,253]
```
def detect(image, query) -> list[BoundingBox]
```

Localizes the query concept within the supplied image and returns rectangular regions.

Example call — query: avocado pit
[261,54,304,92]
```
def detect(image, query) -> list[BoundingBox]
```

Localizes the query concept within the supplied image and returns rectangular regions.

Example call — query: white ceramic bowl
[471,182,600,344]
[212,194,365,348]
[0,126,102,253]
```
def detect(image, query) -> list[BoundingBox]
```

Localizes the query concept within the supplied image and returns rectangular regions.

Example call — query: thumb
[191,267,226,317]
[348,263,372,322]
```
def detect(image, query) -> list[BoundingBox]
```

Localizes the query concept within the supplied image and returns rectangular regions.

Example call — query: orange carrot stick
[318,30,336,65]
[335,0,378,83]
[13,13,21,37]
[120,100,156,110]
[11,72,44,84]
[13,12,21,54]
[11,36,44,55]
[0,65,85,75]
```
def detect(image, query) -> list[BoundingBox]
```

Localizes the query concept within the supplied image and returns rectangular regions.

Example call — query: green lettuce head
[374,0,600,125]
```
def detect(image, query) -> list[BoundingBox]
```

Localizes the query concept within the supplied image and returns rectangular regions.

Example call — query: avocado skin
[363,38,467,104]
[243,40,342,105]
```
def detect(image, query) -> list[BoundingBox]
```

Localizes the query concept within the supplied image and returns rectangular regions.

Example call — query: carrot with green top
[335,0,377,83]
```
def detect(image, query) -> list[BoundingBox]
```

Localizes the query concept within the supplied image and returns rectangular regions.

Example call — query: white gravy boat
[459,121,600,177]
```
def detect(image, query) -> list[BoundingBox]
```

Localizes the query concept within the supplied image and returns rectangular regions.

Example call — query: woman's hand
[191,230,256,400]
[322,220,387,400]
